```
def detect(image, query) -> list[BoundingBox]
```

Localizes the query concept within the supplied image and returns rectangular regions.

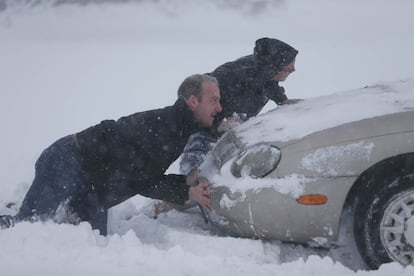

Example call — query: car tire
[353,172,414,269]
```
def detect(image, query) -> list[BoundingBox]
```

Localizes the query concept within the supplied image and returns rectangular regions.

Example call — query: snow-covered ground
[1,0,414,275]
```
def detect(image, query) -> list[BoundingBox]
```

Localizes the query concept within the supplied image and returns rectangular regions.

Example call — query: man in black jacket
[0,74,221,235]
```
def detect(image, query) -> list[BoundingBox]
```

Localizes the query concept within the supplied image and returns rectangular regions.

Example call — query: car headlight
[230,143,281,178]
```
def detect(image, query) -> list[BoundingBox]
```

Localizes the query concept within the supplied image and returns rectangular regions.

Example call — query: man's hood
[253,37,298,82]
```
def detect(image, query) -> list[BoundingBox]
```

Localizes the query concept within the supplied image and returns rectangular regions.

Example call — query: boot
[0,215,16,229]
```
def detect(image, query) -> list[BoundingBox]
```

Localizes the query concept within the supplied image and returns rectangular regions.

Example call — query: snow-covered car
[200,78,414,270]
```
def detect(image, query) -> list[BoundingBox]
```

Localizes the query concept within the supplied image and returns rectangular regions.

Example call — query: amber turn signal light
[297,194,328,205]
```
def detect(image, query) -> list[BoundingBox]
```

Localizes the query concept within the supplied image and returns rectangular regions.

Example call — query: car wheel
[354,172,414,269]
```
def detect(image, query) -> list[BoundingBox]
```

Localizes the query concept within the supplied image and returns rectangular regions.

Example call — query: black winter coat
[75,98,201,208]
[209,38,298,121]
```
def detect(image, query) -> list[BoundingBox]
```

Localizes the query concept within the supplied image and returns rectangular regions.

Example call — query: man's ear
[186,95,199,111]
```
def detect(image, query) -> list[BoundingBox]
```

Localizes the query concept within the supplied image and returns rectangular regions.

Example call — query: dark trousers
[17,135,108,235]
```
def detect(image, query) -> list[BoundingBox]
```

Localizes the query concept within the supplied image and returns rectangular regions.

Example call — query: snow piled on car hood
[235,78,414,146]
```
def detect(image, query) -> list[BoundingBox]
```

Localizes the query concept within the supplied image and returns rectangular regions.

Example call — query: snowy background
[1,0,414,275]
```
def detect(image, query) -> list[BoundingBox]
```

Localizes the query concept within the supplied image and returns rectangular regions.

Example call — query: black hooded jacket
[209,38,298,121]
[74,98,201,208]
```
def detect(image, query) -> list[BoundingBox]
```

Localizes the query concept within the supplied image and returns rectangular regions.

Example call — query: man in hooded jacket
[179,37,300,176]
[210,37,300,121]
[0,74,220,235]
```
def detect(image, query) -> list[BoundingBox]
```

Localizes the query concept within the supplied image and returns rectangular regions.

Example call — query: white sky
[1,1,414,275]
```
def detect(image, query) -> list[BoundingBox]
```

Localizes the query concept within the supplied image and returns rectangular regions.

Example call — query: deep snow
[1,0,414,275]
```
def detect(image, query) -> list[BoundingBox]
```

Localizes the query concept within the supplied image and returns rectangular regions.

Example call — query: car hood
[232,78,414,148]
